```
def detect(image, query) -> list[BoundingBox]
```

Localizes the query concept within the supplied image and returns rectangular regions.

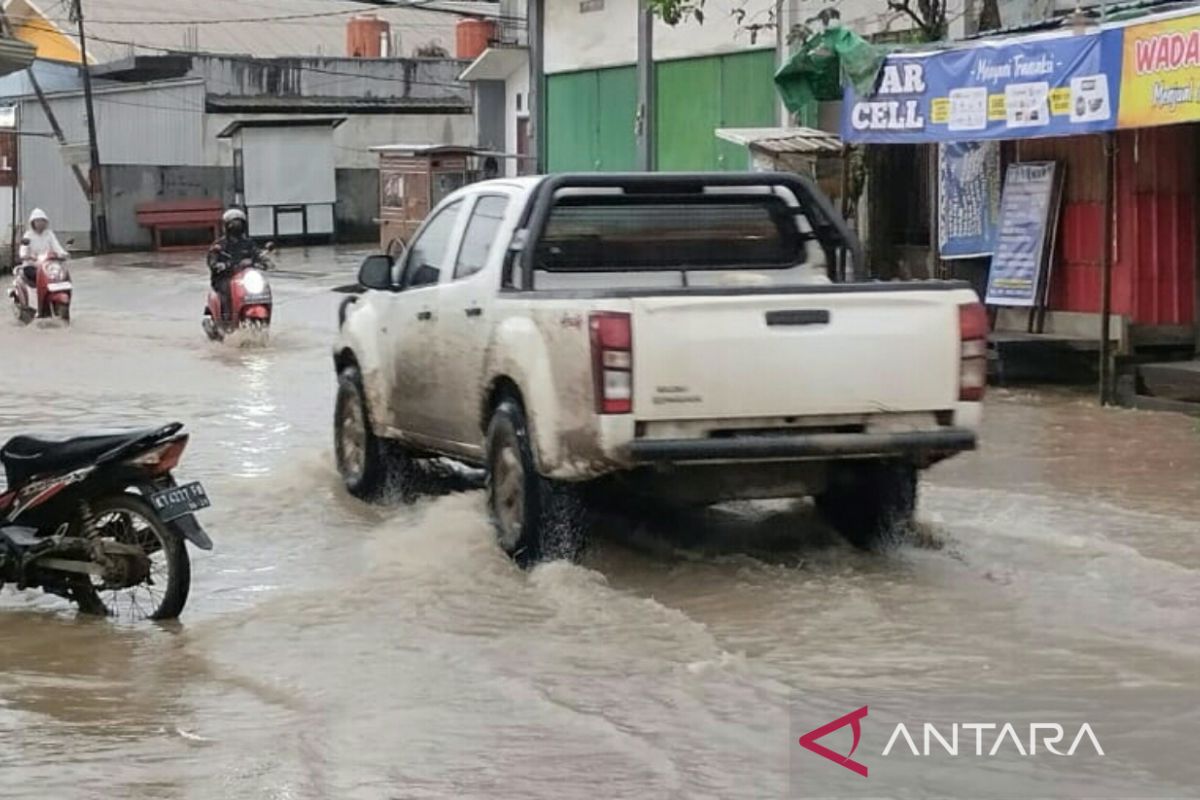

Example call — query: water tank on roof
[347,14,391,59]
[455,18,495,60]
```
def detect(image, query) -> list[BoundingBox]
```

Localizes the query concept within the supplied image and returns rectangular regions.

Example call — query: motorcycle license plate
[150,482,211,523]
[47,282,72,292]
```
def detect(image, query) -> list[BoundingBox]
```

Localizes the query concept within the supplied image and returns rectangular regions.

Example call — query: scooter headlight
[45,263,65,281]
[242,269,266,294]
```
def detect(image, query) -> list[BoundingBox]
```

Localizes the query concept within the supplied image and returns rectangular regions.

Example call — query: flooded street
[1,250,1198,799]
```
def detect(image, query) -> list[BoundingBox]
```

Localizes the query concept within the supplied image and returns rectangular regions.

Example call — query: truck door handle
[464,307,482,318]
[766,309,830,326]
[416,311,432,321]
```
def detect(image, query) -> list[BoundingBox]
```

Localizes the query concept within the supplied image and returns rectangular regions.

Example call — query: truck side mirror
[358,254,394,290]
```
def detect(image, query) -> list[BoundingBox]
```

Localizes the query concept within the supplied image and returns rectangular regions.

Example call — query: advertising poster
[1117,13,1200,127]
[843,34,1115,143]
[938,141,1002,259]
[985,162,1060,307]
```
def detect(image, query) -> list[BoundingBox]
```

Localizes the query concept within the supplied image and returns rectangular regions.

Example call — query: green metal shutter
[547,67,637,172]
[596,66,637,171]
[718,50,777,171]
[656,50,776,171]
[546,71,599,172]
[655,57,722,172]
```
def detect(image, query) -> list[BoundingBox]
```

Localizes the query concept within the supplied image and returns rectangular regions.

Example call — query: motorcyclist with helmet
[208,208,264,321]
[18,208,69,285]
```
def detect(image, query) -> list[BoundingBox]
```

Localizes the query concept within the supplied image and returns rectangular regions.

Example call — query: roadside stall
[834,7,1200,409]
[714,127,845,207]
[218,118,345,243]
[371,144,520,257]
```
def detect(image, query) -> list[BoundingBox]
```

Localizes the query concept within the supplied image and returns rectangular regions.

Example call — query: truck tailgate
[631,291,961,420]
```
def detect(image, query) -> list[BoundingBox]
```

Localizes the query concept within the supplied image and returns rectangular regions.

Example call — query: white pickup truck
[334,173,984,564]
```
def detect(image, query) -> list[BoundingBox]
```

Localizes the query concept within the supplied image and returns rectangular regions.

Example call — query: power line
[30,2,526,27]
[13,20,479,92]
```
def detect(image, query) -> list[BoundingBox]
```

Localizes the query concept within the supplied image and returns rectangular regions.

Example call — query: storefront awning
[715,127,843,155]
[459,46,528,83]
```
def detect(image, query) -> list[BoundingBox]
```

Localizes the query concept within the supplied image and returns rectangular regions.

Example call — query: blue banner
[938,141,1001,259]
[843,33,1117,143]
[985,162,1060,307]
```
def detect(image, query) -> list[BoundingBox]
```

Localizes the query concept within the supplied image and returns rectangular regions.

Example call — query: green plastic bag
[774,27,886,115]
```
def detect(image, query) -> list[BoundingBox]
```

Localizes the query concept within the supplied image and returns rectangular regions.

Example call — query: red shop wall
[1014,128,1196,327]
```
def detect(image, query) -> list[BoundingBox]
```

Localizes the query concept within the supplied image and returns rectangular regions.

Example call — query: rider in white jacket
[19,209,69,263]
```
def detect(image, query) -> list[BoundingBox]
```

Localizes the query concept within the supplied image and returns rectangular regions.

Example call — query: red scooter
[202,243,275,341]
[9,240,73,325]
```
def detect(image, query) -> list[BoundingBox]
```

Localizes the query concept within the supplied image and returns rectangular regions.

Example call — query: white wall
[783,0,921,41]
[16,82,208,245]
[204,113,476,170]
[546,0,919,75]
[505,63,529,177]
[546,0,772,74]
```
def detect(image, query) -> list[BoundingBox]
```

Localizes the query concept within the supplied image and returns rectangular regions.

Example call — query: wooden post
[1099,131,1116,405]
[839,145,851,281]
[928,143,940,279]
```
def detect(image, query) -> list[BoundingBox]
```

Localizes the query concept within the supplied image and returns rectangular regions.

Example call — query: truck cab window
[404,200,462,289]
[454,195,510,280]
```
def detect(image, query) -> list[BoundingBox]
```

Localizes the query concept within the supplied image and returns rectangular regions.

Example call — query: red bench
[135,199,223,251]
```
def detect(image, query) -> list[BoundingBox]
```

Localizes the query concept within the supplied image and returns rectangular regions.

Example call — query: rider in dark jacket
[207,208,263,320]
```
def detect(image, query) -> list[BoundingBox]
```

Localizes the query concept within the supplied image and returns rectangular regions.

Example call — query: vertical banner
[985,161,1061,307]
[1117,14,1200,128]
[938,141,1001,259]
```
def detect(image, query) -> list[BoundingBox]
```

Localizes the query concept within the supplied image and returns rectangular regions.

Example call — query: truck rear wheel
[486,399,585,567]
[335,366,410,501]
[816,461,917,550]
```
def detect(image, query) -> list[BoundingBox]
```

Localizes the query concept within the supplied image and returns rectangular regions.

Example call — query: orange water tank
[455,18,495,60]
[347,15,391,59]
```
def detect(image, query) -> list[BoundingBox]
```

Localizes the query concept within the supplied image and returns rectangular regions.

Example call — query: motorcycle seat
[0,428,162,488]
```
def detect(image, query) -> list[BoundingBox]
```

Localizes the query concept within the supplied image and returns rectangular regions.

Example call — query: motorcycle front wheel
[11,301,32,325]
[50,302,70,324]
[79,494,191,621]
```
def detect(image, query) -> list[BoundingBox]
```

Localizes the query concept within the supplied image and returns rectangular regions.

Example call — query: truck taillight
[590,312,632,414]
[959,302,989,402]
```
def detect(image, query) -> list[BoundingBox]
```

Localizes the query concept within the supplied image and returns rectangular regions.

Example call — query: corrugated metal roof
[714,127,843,155]
[17,0,461,62]
[0,36,36,76]
[370,143,486,155]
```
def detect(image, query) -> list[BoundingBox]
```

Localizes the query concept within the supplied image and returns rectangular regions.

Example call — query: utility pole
[71,0,107,252]
[635,0,656,171]
[775,0,787,127]
[527,0,545,173]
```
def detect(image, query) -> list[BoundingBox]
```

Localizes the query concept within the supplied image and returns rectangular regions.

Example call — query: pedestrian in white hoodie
[19,208,68,263]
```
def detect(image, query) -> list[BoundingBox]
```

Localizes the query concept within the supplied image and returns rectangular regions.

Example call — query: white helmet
[222,208,247,225]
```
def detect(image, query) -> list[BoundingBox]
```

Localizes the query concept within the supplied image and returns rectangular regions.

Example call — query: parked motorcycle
[203,243,275,341]
[9,239,74,325]
[0,422,213,621]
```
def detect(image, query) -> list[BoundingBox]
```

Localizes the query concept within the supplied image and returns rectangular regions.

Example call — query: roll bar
[511,172,864,289]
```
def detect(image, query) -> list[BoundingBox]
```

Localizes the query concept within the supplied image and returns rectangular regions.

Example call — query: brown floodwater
[1,250,1197,799]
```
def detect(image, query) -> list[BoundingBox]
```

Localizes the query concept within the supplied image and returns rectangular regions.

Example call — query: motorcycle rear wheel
[81,494,191,621]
